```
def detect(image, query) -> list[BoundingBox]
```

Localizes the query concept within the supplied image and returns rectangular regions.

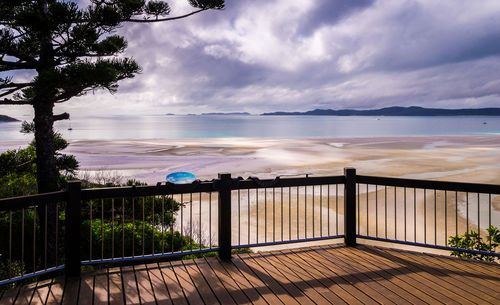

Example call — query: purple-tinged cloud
[2,0,500,118]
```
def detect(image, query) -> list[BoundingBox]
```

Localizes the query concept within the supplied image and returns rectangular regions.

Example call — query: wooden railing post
[344,168,357,246]
[65,180,82,277]
[218,173,232,260]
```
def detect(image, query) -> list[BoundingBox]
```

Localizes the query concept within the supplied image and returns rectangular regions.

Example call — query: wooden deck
[2,244,500,304]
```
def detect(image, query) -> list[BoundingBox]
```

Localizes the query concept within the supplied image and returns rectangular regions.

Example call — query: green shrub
[80,218,198,260]
[0,257,25,290]
[448,225,500,261]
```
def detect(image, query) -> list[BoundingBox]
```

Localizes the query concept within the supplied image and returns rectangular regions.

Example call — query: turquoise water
[1,115,499,140]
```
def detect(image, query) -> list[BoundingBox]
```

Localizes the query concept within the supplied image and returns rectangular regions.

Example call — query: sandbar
[2,135,500,184]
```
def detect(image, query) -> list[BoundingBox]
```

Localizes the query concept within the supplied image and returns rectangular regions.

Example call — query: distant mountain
[261,106,500,116]
[0,114,18,122]
[201,112,251,115]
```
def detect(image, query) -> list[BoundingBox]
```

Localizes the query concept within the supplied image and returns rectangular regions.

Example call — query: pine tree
[0,0,224,266]
[1,0,224,194]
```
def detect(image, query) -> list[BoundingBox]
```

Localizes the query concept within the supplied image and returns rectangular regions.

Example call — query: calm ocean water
[1,115,500,141]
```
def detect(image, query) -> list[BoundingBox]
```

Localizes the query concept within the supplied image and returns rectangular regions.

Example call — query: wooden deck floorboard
[2,244,500,304]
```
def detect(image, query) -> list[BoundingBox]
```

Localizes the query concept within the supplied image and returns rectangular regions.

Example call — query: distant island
[0,114,18,122]
[166,112,251,116]
[201,112,251,115]
[261,106,500,116]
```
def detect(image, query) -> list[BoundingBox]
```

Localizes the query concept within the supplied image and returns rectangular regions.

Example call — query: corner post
[65,180,82,277]
[218,173,232,260]
[344,168,357,246]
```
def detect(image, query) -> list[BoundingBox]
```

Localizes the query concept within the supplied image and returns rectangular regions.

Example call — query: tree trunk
[33,100,59,268]
[34,102,58,193]
[33,0,59,268]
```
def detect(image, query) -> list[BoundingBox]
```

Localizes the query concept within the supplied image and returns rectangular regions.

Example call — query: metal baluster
[256,189,259,243]
[281,187,284,241]
[102,199,105,260]
[248,190,251,245]
[152,196,154,254]
[132,197,135,257]
[190,193,193,252]
[434,190,437,245]
[305,185,307,239]
[489,194,492,249]
[320,185,323,237]
[44,204,47,269]
[312,185,315,238]
[455,191,458,237]
[112,199,115,259]
[444,191,447,246]
[171,195,174,253]
[209,193,212,249]
[238,189,241,246]
[142,197,145,256]
[395,187,397,240]
[271,188,275,242]
[477,193,480,238]
[199,193,202,250]
[404,187,407,242]
[466,192,469,234]
[385,186,387,239]
[366,184,369,236]
[33,206,36,273]
[161,196,165,254]
[56,204,58,266]
[297,187,299,239]
[376,185,378,237]
[90,200,93,261]
[424,189,426,244]
[9,210,12,277]
[357,183,359,235]
[265,188,268,243]
[122,198,125,258]
[336,184,338,236]
[21,208,24,275]
[287,187,292,239]
[328,185,331,236]
[414,189,416,242]
[180,194,184,252]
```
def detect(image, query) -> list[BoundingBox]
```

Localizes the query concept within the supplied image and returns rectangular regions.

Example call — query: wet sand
[19,134,500,185]
[3,135,499,184]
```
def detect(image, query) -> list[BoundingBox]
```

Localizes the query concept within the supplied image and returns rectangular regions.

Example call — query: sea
[1,115,500,141]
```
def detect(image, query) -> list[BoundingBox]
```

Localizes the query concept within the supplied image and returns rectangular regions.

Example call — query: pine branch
[0,59,34,70]
[0,82,30,98]
[126,8,206,23]
[54,88,88,103]
[54,112,70,121]
[0,98,31,105]
[0,87,24,98]
[0,82,30,89]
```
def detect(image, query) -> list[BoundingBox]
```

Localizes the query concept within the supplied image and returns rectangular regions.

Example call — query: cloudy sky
[3,0,500,117]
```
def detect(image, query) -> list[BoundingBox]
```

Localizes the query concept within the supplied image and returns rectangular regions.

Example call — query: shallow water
[1,115,500,140]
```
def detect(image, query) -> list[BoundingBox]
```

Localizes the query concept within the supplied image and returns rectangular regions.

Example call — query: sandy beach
[3,135,500,184]
[2,135,499,250]
[2,135,496,184]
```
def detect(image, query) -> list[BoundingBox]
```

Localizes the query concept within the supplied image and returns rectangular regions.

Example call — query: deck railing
[0,168,498,286]
[356,175,500,256]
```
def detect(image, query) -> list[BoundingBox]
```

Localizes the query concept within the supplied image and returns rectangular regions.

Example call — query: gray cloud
[297,0,375,35]
[3,0,500,118]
